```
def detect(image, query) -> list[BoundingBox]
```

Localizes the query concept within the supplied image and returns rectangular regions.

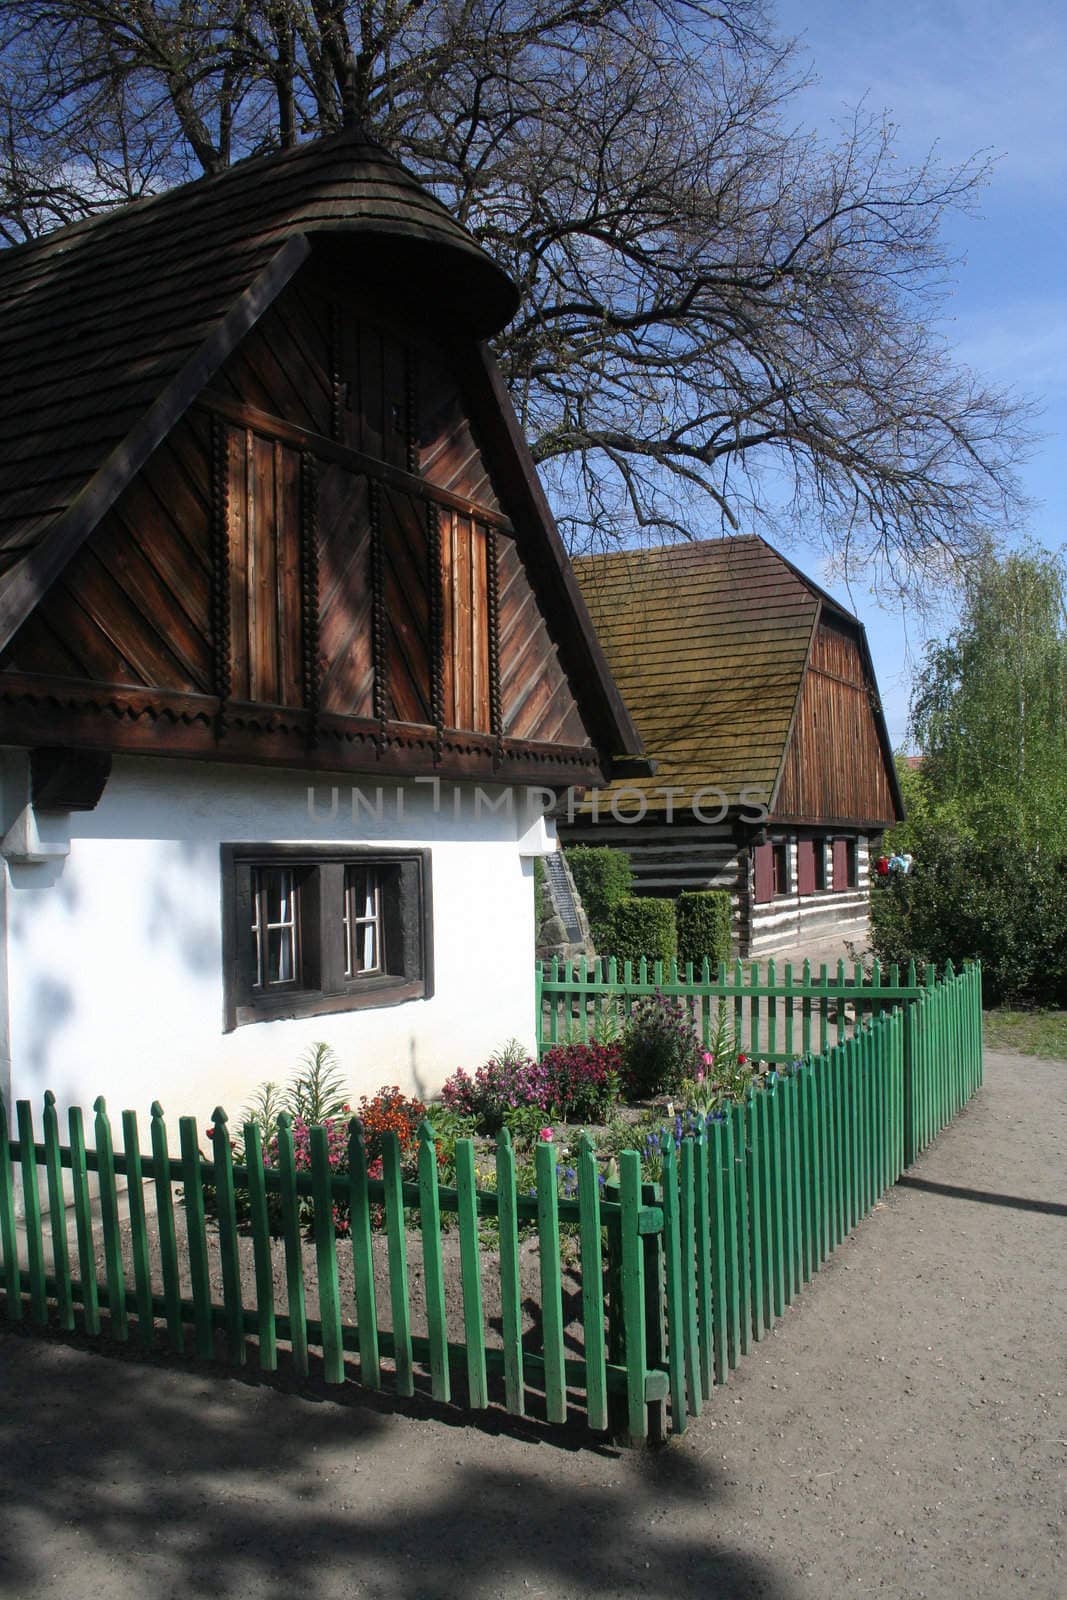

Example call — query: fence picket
[93,1098,127,1340]
[454,1138,488,1410]
[122,1109,155,1350]
[679,1134,702,1417]
[67,1106,99,1336]
[745,1093,765,1340]
[179,1114,211,1359]
[275,1112,309,1379]
[242,1118,277,1372]
[659,1137,686,1431]
[17,1101,47,1325]
[418,1120,451,1404]
[212,1108,245,1366]
[577,1132,608,1432]
[693,1124,713,1394]
[708,1115,729,1385]
[42,1093,73,1331]
[535,1138,567,1424]
[149,1104,184,1353]
[381,1129,413,1398]
[619,1150,650,1440]
[347,1118,380,1391]
[494,1127,524,1416]
[310,1123,344,1384]
[0,1097,21,1319]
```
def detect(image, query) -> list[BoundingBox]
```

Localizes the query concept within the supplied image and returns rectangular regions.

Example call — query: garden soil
[0,1046,1063,1600]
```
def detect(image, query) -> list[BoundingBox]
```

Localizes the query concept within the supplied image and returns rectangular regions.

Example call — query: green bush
[676,890,732,968]
[597,896,677,966]
[870,819,1067,1006]
[564,844,632,927]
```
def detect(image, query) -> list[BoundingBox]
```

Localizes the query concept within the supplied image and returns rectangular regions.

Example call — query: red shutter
[797,839,816,896]
[832,838,849,892]
[753,842,774,904]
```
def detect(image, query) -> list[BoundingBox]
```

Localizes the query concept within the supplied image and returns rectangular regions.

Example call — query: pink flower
[540,1127,554,1141]
[695,1069,705,1084]
[702,1052,713,1066]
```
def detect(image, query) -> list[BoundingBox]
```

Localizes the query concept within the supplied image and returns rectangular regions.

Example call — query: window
[772,842,790,897]
[222,846,433,1029]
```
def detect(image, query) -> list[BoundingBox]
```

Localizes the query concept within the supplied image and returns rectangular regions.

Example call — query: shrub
[676,890,732,969]
[597,896,677,966]
[870,820,1067,1006]
[564,845,632,927]
[621,990,703,1099]
[439,1039,551,1131]
[540,1039,622,1122]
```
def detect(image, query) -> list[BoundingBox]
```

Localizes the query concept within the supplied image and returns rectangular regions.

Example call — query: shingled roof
[0,127,519,650]
[574,536,863,812]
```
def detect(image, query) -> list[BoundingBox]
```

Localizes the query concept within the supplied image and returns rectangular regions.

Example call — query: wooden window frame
[222,844,433,1030]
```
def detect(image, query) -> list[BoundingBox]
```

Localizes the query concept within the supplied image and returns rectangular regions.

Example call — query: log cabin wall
[742,834,871,958]
[0,259,602,783]
[774,613,896,826]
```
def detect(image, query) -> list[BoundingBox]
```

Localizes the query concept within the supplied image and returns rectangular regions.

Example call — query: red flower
[737,1053,747,1065]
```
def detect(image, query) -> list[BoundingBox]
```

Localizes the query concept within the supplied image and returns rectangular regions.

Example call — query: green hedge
[596,896,677,966]
[676,890,733,968]
[564,845,633,928]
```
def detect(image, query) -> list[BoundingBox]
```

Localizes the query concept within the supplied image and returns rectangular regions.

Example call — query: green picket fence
[538,953,939,1062]
[0,964,982,1442]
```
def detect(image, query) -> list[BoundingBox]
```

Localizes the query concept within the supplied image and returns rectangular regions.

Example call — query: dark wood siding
[774,615,897,825]
[498,534,591,747]
[0,411,213,692]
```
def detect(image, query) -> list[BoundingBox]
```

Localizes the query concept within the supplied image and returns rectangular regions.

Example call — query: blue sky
[770,0,1067,744]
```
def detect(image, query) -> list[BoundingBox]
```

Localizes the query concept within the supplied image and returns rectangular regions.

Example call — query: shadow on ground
[0,1325,790,1600]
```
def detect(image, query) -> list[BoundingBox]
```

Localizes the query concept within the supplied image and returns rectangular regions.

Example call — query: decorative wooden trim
[369,477,387,744]
[196,391,514,532]
[427,499,445,762]
[210,413,232,734]
[330,302,344,440]
[486,524,503,761]
[404,346,419,474]
[300,450,320,745]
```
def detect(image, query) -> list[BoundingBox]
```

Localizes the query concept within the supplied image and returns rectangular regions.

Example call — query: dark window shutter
[753,842,774,904]
[797,839,816,896]
[832,838,849,891]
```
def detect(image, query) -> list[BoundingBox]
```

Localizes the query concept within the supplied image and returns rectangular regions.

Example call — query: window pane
[253,867,299,987]
[344,866,382,976]
[267,925,295,984]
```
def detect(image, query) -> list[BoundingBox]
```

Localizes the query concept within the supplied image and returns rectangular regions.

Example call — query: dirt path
[0,1047,1063,1600]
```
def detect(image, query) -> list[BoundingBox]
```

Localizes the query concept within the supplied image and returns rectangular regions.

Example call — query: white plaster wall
[1,754,556,1138]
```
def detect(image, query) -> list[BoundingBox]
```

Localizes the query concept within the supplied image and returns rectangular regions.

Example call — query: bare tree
[0,1,1036,599]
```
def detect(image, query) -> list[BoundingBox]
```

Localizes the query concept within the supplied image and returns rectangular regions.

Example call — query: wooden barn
[0,124,646,1123]
[562,537,903,957]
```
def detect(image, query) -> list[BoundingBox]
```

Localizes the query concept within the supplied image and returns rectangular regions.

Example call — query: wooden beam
[197,391,515,534]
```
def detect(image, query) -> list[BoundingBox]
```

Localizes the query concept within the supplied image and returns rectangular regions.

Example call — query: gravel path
[0,1046,1062,1600]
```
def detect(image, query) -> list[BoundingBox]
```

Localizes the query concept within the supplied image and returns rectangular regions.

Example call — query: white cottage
[0,127,647,1128]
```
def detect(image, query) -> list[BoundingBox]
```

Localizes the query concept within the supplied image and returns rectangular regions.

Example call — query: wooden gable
[0,251,629,786]
[772,612,899,826]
